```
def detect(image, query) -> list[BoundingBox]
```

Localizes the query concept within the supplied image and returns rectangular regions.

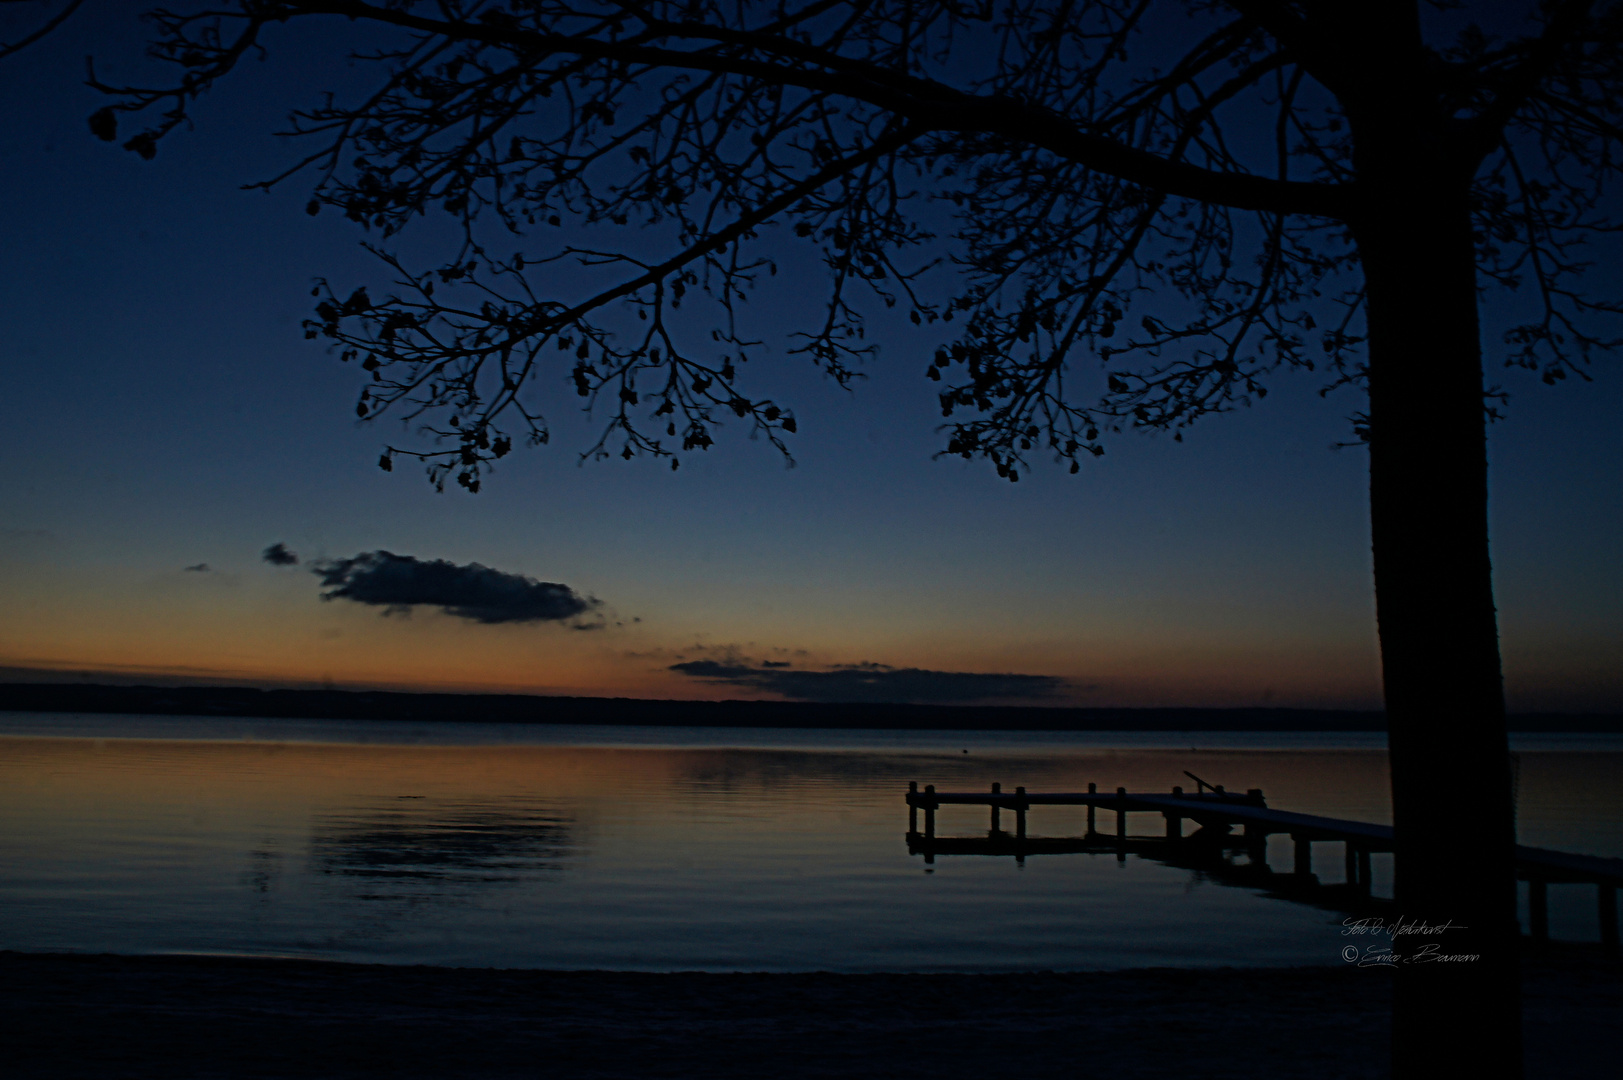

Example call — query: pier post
[908,782,918,835]
[1293,835,1312,878]
[1166,786,1183,840]
[1245,823,1268,870]
[1357,848,1371,895]
[1345,843,1358,890]
[1086,783,1097,836]
[923,785,936,842]
[1015,786,1027,843]
[990,782,1001,835]
[1116,786,1127,863]
[1600,885,1618,957]
[1529,878,1548,942]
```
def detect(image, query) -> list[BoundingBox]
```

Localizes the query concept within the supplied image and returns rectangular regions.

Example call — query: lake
[2,713,1619,972]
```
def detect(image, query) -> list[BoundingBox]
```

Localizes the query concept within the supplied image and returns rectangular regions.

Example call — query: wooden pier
[905,781,1623,951]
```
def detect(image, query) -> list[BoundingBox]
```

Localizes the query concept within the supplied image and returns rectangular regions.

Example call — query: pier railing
[905,781,1622,954]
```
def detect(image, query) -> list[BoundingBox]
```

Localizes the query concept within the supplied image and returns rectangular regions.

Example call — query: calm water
[2,713,1619,971]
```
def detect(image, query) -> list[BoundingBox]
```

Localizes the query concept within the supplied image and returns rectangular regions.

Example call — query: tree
[0,0,87,62]
[91,3,1622,1075]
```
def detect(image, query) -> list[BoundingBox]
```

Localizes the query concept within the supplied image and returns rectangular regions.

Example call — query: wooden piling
[923,784,936,841]
[990,782,1001,834]
[1245,822,1268,869]
[1345,842,1358,889]
[1015,786,1027,842]
[1116,787,1127,841]
[1293,835,1312,878]
[908,781,918,835]
[1357,848,1371,896]
[1086,783,1096,835]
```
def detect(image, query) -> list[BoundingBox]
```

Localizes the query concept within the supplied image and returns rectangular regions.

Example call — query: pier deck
[905,782,1623,950]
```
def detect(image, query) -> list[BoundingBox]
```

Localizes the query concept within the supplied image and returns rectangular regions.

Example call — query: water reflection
[310,799,574,887]
[242,849,282,895]
[0,724,1618,970]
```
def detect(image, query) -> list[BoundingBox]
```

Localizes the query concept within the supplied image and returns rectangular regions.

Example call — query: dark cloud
[262,543,300,566]
[183,562,210,572]
[669,659,1065,704]
[311,550,600,626]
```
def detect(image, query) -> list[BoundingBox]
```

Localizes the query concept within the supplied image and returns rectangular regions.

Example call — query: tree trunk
[1356,175,1521,1076]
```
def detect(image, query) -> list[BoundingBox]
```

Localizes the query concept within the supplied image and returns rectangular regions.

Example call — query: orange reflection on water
[2,731,1619,970]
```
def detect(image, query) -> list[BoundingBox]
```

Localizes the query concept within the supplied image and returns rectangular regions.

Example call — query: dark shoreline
[3,951,1617,1079]
[4,681,1619,732]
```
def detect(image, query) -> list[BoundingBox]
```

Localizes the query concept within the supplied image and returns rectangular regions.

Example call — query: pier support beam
[923,785,936,842]
[990,783,1001,835]
[1358,849,1372,897]
[1346,843,1358,890]
[908,782,917,835]
[1165,786,1183,841]
[1293,835,1313,879]
[1116,787,1127,863]
[1086,783,1096,836]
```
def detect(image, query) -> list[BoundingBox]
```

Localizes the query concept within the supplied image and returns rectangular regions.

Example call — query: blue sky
[0,8,1618,711]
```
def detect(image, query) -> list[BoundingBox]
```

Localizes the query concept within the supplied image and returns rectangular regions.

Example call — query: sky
[0,8,1619,712]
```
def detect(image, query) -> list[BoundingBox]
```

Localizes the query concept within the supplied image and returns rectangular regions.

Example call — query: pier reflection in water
[0,719,1619,971]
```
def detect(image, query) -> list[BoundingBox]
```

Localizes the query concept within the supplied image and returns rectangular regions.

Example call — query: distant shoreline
[2,681,1617,733]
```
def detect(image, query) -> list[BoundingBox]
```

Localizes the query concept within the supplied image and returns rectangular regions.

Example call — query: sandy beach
[2,951,1616,1079]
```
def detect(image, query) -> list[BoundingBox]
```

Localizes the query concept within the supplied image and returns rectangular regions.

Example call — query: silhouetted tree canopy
[88,1,1620,491]
[83,6,1623,1076]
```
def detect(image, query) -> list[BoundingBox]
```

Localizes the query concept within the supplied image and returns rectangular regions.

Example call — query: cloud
[311,550,601,626]
[262,543,299,566]
[183,563,210,572]
[669,658,1065,704]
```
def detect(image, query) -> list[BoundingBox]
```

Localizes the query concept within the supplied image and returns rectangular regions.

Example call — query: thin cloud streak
[669,658,1067,704]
